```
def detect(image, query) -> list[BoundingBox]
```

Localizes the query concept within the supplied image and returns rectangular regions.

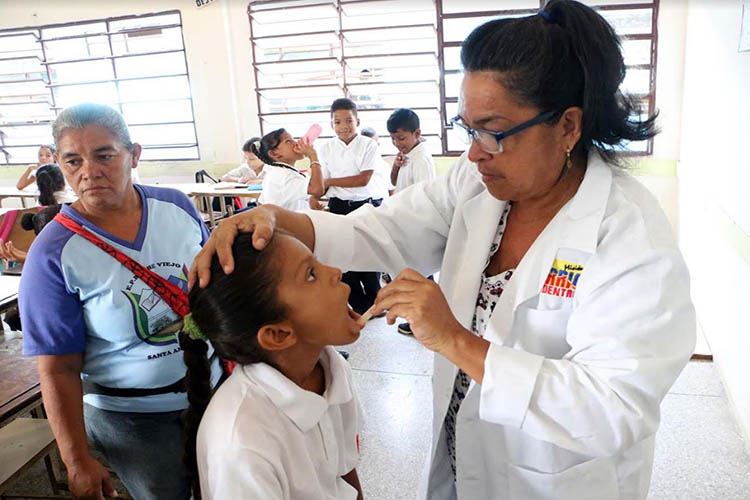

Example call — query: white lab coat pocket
[512,306,572,359]
[508,456,620,500]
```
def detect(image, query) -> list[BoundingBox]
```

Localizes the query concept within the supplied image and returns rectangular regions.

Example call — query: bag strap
[53,212,190,317]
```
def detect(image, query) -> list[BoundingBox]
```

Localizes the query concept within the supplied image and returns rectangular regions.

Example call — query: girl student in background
[251,128,324,211]
[221,137,267,185]
[0,165,75,265]
[35,163,77,205]
[179,231,365,500]
[16,144,56,190]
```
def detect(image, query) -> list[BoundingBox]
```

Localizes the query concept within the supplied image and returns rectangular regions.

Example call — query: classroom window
[0,10,199,165]
[250,0,659,156]
[249,0,442,156]
[438,0,659,155]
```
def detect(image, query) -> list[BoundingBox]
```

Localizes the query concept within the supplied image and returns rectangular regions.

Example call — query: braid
[179,331,213,500]
[180,232,288,497]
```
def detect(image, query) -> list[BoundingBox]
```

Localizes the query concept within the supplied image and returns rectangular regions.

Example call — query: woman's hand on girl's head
[188,207,277,289]
[374,269,468,354]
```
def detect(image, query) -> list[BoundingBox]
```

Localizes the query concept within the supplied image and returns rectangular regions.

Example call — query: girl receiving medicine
[180,232,365,500]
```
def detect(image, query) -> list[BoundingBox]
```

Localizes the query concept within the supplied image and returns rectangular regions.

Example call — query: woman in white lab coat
[190,1,695,499]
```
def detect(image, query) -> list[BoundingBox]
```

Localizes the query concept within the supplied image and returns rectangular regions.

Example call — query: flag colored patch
[542,258,583,298]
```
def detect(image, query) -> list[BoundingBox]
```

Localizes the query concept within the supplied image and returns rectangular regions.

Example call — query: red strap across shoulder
[54,212,190,317]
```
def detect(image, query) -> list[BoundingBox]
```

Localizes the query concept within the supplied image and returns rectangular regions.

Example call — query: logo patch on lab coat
[542,259,583,298]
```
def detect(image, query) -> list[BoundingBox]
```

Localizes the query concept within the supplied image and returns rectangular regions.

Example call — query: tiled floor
[6,318,750,499]
[345,318,750,500]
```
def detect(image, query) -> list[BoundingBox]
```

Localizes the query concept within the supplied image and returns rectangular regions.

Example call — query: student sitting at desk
[252,129,324,212]
[15,144,55,190]
[0,165,75,266]
[221,138,267,185]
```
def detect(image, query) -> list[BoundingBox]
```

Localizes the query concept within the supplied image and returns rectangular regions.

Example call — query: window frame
[247,0,444,153]
[0,10,200,165]
[437,0,660,156]
[248,0,659,157]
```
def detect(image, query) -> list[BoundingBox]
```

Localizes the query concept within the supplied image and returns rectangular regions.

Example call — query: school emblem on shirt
[122,263,189,346]
[542,258,583,298]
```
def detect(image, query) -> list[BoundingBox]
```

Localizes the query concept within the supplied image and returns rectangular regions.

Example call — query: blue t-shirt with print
[20,184,219,412]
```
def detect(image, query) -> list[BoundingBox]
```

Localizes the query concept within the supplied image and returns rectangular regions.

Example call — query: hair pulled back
[35,163,65,206]
[248,129,286,166]
[179,232,287,499]
[21,204,62,235]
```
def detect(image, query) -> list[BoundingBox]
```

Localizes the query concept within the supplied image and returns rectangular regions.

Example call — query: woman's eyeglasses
[449,110,558,154]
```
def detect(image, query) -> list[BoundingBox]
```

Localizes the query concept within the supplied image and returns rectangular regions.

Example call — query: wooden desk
[0,332,63,496]
[0,188,38,208]
[0,333,41,428]
[149,183,262,228]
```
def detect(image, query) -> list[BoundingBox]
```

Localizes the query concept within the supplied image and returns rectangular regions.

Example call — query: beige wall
[626,0,689,234]
[678,0,750,450]
[0,0,261,165]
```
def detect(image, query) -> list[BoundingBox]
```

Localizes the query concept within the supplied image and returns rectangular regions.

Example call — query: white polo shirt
[197,346,363,500]
[221,163,267,184]
[368,153,394,201]
[318,134,379,201]
[394,140,437,193]
[258,163,310,212]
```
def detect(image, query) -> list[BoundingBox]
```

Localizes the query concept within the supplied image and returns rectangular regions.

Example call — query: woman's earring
[566,149,573,169]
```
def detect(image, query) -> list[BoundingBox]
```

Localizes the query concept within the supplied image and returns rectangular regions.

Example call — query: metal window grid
[248,0,659,157]
[0,10,200,165]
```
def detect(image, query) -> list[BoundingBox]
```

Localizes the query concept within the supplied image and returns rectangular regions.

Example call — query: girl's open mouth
[348,306,362,323]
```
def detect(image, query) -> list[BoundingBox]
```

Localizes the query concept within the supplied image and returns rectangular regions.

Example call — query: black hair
[249,129,304,177]
[35,163,65,206]
[460,0,658,165]
[21,204,62,235]
[386,108,420,134]
[249,129,283,166]
[360,127,377,139]
[330,97,358,118]
[39,144,56,155]
[179,232,288,499]
[241,137,258,154]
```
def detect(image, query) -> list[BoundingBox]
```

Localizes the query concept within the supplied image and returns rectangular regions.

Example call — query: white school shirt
[394,140,437,193]
[369,155,393,201]
[221,163,266,184]
[258,163,309,212]
[53,186,77,204]
[318,134,379,201]
[197,346,363,500]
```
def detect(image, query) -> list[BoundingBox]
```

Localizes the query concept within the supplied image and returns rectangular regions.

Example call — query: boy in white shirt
[387,108,437,193]
[317,98,382,315]
[387,108,438,335]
